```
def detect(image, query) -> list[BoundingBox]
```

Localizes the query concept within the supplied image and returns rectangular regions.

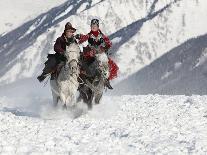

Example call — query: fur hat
[91,19,99,27]
[64,22,76,32]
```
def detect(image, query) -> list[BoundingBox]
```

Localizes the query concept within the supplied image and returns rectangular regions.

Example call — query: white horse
[50,42,80,109]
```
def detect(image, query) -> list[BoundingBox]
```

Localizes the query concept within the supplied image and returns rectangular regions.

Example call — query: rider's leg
[37,55,58,82]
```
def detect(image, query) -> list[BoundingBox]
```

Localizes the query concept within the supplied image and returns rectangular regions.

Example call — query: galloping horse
[50,42,80,109]
[78,52,108,109]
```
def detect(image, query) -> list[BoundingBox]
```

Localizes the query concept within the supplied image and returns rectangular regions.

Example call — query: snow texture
[0,94,207,155]
[0,79,206,154]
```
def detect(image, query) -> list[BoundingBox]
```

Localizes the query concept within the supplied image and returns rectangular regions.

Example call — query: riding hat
[64,22,76,32]
[91,19,99,27]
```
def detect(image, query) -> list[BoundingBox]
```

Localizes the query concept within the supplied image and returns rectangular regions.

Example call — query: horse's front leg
[65,95,75,109]
[59,92,68,110]
[52,91,59,107]
[50,80,60,107]
[95,92,103,104]
[87,89,94,110]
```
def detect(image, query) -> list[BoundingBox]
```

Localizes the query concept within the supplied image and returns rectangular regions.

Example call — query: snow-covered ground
[0,95,207,154]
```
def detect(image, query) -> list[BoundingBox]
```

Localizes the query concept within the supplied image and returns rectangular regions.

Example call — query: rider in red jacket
[76,19,119,89]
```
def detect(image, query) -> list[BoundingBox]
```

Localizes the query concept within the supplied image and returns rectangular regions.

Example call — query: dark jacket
[54,33,67,54]
[54,33,77,54]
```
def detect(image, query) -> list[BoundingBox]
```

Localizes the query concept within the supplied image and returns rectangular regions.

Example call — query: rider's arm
[101,34,112,52]
[54,38,65,54]
[76,34,90,44]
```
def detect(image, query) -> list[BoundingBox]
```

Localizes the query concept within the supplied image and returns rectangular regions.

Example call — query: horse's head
[64,43,80,75]
[95,53,109,78]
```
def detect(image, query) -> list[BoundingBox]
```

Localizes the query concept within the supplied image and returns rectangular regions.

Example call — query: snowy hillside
[0,0,67,35]
[114,0,207,80]
[0,0,207,86]
[0,95,207,154]
[114,33,207,95]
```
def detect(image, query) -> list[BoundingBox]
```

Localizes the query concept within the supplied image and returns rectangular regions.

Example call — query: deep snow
[0,79,207,154]
[0,94,207,154]
[0,0,207,86]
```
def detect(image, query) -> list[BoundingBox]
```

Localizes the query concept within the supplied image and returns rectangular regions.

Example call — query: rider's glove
[100,38,104,43]
[65,42,70,46]
[75,34,81,39]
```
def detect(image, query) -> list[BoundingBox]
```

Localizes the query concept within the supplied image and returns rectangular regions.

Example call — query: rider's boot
[37,54,59,83]
[37,72,48,82]
[105,79,113,89]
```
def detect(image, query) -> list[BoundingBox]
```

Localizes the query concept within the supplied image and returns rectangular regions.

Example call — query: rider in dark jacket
[37,22,77,82]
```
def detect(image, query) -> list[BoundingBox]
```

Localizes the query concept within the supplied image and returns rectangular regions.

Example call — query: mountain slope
[0,0,67,35]
[113,33,207,95]
[0,0,207,87]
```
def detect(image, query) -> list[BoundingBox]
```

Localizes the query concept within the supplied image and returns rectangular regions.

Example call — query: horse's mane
[66,43,80,53]
[65,43,80,61]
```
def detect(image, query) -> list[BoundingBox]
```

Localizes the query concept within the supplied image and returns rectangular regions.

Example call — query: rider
[37,22,77,82]
[75,19,114,89]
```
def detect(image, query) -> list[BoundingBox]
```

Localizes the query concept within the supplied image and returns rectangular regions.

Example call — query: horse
[50,42,80,109]
[78,52,109,109]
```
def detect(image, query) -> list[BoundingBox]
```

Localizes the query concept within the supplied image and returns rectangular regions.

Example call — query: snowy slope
[0,0,67,35]
[0,0,207,86]
[113,33,207,95]
[0,95,207,154]
[115,0,207,80]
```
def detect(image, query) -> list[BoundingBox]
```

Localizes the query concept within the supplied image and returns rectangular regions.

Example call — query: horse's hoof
[95,102,100,105]
[52,103,58,107]
[70,105,77,110]
[63,104,67,110]
[87,105,93,110]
